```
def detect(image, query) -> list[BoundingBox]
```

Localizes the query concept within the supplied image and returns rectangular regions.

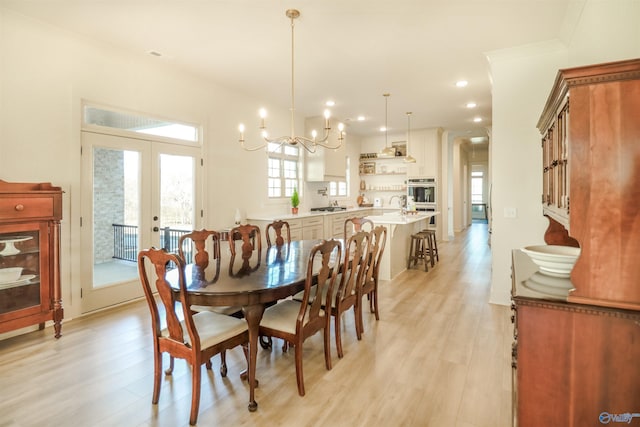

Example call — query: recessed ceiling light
[473,117,482,123]
[470,136,487,143]
[466,102,477,108]
[456,80,468,88]
[357,115,365,121]
[325,100,335,107]
[380,126,387,132]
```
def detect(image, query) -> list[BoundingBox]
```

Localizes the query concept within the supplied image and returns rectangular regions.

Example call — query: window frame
[267,143,301,199]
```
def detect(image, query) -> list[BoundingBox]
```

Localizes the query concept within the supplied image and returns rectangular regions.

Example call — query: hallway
[0,223,512,427]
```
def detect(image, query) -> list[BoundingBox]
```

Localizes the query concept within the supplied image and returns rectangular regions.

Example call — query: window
[268,143,300,198]
[83,104,199,144]
[328,157,350,197]
[328,181,347,197]
[471,171,483,203]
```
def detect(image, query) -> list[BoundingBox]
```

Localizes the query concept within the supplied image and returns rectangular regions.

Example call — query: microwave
[407,177,436,206]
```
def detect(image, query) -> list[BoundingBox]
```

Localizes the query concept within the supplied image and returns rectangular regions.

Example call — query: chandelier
[238,9,344,153]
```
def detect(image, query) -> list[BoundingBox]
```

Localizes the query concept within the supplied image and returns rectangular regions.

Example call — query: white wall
[487,0,640,306]
[0,8,296,321]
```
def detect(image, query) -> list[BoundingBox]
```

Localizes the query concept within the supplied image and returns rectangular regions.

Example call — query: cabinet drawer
[0,196,57,221]
[286,218,303,229]
[302,216,323,228]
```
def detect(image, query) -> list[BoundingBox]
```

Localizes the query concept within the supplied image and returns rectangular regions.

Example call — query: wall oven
[407,177,437,225]
[407,177,436,207]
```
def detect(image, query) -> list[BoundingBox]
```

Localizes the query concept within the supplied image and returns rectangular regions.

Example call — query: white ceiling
[1,0,574,140]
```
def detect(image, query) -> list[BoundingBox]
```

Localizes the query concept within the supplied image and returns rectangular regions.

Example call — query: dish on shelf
[0,235,34,256]
[521,244,580,278]
[0,274,36,289]
[523,271,574,298]
[0,267,23,283]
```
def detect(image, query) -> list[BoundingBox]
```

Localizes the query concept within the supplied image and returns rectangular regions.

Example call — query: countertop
[247,206,395,221]
[365,211,439,225]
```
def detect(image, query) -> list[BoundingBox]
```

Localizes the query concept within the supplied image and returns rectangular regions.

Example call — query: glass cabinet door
[0,222,48,318]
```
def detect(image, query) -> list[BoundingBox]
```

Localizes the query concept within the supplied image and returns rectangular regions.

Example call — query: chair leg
[189,364,202,426]
[220,350,228,377]
[165,355,175,375]
[355,302,363,340]
[294,338,305,396]
[205,359,212,370]
[373,287,380,321]
[335,311,344,358]
[324,318,332,370]
[152,349,162,404]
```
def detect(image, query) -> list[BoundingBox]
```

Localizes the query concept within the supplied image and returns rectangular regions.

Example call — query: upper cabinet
[537,58,640,311]
[305,116,346,181]
[406,128,443,178]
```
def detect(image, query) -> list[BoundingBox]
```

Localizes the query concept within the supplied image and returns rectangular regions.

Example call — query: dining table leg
[242,303,265,412]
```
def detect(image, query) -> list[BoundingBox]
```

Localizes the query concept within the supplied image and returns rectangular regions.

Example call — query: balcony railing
[112,224,192,263]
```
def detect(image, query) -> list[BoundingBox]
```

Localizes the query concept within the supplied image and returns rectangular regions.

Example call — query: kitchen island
[365,211,440,280]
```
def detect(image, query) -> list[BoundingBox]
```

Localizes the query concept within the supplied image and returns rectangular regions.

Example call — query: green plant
[291,187,300,208]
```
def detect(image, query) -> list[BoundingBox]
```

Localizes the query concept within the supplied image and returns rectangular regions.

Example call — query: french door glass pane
[158,154,194,254]
[93,147,140,287]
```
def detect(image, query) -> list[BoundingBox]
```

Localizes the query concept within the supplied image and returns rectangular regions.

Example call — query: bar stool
[421,228,439,267]
[408,231,433,271]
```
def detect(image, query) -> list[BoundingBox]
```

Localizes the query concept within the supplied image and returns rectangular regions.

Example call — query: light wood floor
[0,223,512,427]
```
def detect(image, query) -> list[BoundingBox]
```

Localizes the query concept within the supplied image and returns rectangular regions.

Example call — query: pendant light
[379,93,397,157]
[404,112,417,163]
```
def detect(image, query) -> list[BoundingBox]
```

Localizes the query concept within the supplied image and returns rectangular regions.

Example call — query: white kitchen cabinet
[305,116,346,181]
[301,216,324,240]
[406,128,442,177]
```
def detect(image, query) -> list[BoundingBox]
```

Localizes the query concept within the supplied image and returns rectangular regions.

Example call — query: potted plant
[291,187,300,214]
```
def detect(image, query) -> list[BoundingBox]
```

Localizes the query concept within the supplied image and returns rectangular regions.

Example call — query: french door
[80,131,202,313]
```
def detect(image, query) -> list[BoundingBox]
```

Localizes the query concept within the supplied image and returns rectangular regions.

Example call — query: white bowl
[521,245,580,278]
[0,267,23,284]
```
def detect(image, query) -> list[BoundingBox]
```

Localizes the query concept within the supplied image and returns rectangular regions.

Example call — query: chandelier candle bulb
[238,124,245,142]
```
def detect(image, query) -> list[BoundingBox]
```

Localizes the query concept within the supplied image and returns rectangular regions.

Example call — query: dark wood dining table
[167,238,339,412]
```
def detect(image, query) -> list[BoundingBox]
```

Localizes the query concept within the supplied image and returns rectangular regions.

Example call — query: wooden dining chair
[178,229,221,282]
[179,229,243,371]
[228,224,262,275]
[344,216,374,240]
[266,220,291,247]
[358,225,388,333]
[258,239,342,396]
[137,247,249,426]
[330,230,370,357]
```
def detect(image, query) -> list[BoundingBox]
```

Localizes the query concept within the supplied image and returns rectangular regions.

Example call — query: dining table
[166,238,340,412]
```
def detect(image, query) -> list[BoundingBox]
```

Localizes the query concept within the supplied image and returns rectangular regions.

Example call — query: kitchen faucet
[389,194,407,208]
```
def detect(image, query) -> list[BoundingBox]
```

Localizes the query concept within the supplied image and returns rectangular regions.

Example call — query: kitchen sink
[310,206,347,212]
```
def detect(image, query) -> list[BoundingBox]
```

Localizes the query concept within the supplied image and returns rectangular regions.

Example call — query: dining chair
[330,230,370,357]
[137,247,249,426]
[258,239,342,396]
[344,216,374,240]
[266,220,291,247]
[358,225,388,333]
[228,224,262,275]
[179,229,243,371]
[178,229,221,282]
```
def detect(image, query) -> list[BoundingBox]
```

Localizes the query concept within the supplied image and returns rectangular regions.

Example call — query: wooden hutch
[0,180,63,338]
[511,59,640,426]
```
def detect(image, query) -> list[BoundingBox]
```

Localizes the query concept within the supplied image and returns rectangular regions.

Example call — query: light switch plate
[504,207,517,218]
